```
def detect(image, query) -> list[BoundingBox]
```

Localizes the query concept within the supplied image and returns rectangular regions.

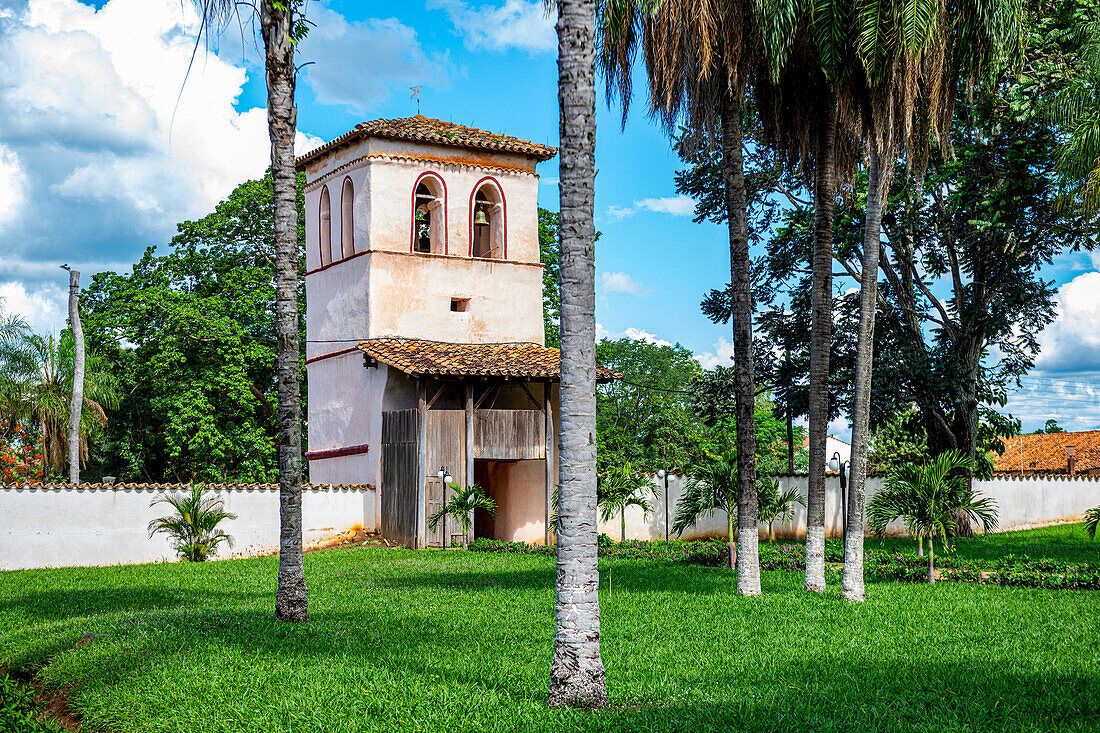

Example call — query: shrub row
[468,537,1100,589]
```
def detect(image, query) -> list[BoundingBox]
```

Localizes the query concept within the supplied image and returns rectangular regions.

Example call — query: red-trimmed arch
[410,171,448,254]
[318,184,332,267]
[340,176,355,258]
[468,176,507,259]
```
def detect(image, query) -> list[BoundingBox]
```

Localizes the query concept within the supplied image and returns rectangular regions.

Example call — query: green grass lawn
[865,522,1100,565]
[2,529,1098,732]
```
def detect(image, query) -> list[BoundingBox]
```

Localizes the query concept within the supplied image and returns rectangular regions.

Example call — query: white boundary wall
[0,484,374,570]
[598,474,1100,542]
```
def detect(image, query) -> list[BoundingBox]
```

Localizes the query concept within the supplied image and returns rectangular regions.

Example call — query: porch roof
[357,338,621,381]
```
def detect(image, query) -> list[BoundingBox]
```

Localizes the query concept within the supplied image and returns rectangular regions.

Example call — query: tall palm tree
[193,0,308,622]
[549,0,608,709]
[1,333,117,479]
[842,0,1022,602]
[599,0,763,597]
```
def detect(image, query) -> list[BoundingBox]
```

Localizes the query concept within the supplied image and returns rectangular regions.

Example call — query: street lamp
[828,452,850,542]
[657,468,670,542]
[436,466,454,548]
[1066,445,1077,476]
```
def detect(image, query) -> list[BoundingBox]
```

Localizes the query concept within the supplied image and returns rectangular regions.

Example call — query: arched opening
[340,177,355,258]
[319,185,332,267]
[413,175,445,254]
[471,182,504,259]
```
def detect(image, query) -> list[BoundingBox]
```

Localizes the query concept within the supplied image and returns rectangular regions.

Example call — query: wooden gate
[426,410,466,547]
[381,410,418,548]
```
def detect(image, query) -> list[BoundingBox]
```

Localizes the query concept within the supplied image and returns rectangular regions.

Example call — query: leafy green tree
[1,332,118,480]
[539,209,562,348]
[867,451,999,582]
[868,405,928,476]
[596,337,705,473]
[757,479,805,543]
[428,483,496,549]
[674,449,738,549]
[83,173,304,483]
[1034,419,1066,434]
[148,484,238,562]
[597,462,652,541]
[1085,506,1099,540]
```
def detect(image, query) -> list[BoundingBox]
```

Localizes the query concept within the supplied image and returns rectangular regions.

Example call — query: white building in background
[799,434,852,469]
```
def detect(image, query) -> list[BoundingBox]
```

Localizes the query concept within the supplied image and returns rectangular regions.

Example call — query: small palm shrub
[1085,505,1099,540]
[597,462,652,541]
[867,450,998,583]
[674,451,737,543]
[148,484,237,562]
[757,479,805,543]
[428,482,496,549]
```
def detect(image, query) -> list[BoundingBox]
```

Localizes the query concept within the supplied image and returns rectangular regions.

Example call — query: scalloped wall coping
[0,482,376,492]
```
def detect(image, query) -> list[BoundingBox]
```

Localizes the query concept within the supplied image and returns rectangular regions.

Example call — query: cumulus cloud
[1033,271,1100,373]
[596,324,674,347]
[695,336,735,369]
[599,271,647,296]
[0,280,67,334]
[0,0,323,301]
[0,144,25,223]
[300,8,452,113]
[608,194,696,219]
[429,0,556,53]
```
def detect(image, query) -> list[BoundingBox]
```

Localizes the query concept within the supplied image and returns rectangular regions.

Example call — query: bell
[473,208,490,226]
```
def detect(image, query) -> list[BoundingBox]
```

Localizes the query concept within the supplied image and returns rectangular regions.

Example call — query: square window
[451,298,470,312]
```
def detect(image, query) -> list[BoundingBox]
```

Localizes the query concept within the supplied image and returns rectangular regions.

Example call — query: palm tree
[599,0,763,597]
[597,463,652,541]
[842,0,1022,601]
[428,483,496,549]
[867,450,998,583]
[1,333,117,480]
[193,0,308,622]
[1084,506,1099,540]
[148,484,238,561]
[757,479,804,543]
[673,450,738,566]
[548,0,608,709]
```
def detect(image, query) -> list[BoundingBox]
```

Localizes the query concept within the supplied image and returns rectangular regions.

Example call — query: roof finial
[410,86,422,115]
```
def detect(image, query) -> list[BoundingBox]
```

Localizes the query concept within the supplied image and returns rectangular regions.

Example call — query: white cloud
[607,194,696,219]
[695,336,735,369]
[0,280,67,334]
[429,0,556,53]
[0,144,24,222]
[596,324,674,347]
[1034,271,1100,373]
[599,271,647,296]
[0,0,324,293]
[300,8,453,113]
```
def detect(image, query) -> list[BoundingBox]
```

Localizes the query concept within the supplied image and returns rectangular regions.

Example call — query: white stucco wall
[0,485,372,570]
[599,473,1100,542]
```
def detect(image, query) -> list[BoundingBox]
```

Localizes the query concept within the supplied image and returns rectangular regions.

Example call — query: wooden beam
[517,381,544,412]
[544,382,553,547]
[426,381,448,410]
[416,379,427,549]
[475,383,501,410]
[465,381,475,542]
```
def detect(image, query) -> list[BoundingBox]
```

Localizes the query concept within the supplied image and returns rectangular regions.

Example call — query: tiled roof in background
[297,115,558,167]
[993,430,1100,474]
[0,483,373,492]
[358,338,621,381]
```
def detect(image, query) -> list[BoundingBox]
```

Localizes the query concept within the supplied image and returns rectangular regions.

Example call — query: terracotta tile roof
[993,430,1100,474]
[0,482,373,492]
[297,115,558,167]
[358,338,621,381]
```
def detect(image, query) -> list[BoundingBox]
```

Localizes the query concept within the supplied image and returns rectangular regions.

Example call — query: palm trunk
[263,1,307,623]
[806,102,837,593]
[917,532,924,556]
[785,379,794,474]
[548,0,607,709]
[719,96,760,597]
[927,538,935,584]
[842,145,884,604]
[67,269,84,484]
[621,510,626,542]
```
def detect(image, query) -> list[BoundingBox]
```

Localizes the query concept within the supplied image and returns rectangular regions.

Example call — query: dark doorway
[474,460,495,539]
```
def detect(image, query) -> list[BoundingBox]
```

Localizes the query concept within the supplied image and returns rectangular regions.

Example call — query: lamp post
[436,466,453,548]
[828,452,850,543]
[1066,445,1077,477]
[657,468,670,542]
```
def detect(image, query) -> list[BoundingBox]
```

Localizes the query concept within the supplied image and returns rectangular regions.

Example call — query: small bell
[473,208,490,226]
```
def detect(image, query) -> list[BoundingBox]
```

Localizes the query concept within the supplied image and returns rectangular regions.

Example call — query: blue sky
[0,0,1098,435]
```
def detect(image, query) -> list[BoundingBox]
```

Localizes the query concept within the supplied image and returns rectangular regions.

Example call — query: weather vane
[410,86,422,115]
